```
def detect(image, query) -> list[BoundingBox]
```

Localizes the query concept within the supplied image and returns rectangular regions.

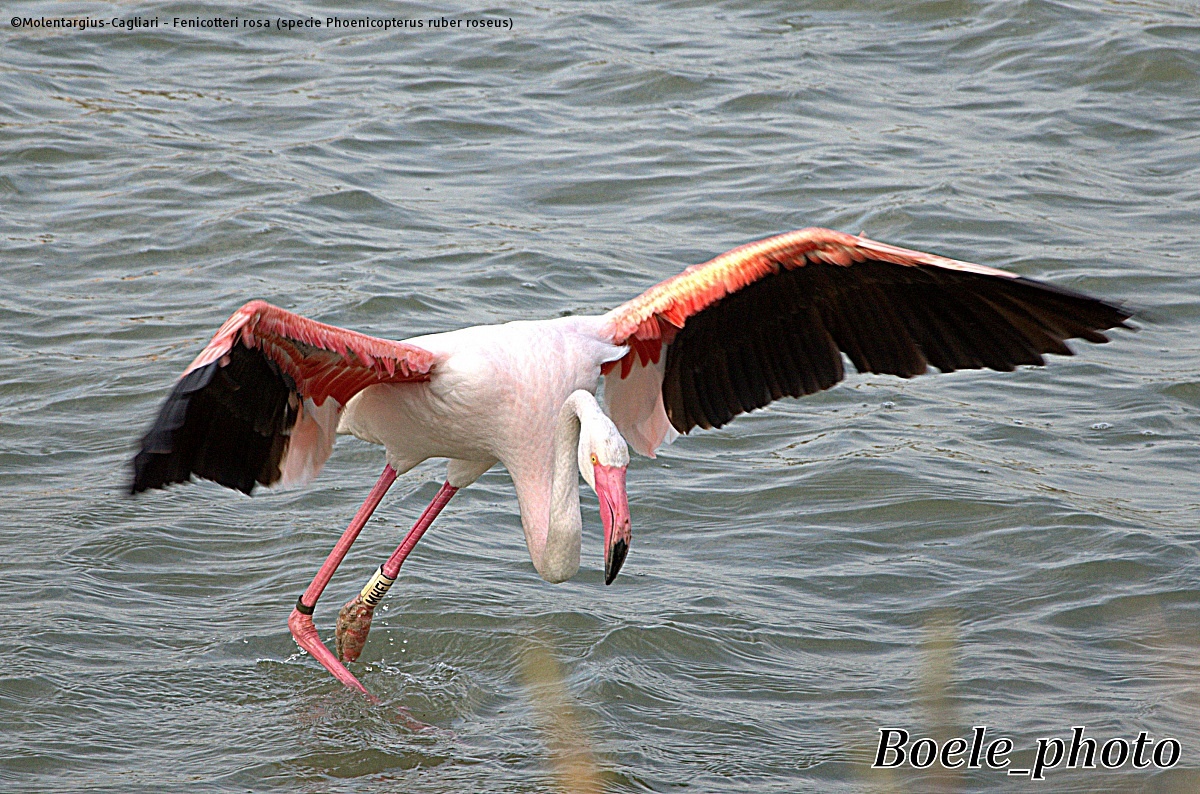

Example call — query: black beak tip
[605,538,629,585]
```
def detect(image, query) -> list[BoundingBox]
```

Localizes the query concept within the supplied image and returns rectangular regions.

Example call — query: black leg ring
[294,596,315,616]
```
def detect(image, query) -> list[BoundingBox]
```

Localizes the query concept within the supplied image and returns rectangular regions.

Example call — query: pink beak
[593,463,631,585]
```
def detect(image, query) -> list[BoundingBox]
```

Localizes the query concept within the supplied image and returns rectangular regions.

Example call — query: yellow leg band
[359,565,397,608]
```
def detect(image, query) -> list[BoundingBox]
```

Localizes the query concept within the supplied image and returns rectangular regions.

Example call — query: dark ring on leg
[294,596,315,616]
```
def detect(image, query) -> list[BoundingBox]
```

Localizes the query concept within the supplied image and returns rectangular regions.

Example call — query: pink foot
[291,605,437,731]
[335,595,375,663]
[288,606,378,704]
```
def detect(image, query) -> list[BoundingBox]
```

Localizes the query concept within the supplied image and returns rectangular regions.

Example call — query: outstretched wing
[131,300,435,495]
[602,228,1131,451]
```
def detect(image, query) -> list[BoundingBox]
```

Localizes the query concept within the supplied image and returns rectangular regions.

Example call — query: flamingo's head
[579,418,631,585]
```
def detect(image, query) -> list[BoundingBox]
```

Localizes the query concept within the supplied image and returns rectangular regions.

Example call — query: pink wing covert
[132,301,434,494]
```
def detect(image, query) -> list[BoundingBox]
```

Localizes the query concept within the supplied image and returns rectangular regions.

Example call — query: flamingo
[130,228,1130,700]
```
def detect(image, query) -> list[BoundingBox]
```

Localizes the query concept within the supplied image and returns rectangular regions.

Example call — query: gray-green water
[2,2,1198,792]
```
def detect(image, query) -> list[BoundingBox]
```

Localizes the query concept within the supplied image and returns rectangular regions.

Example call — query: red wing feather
[604,228,1021,356]
[603,228,1131,436]
[185,300,434,406]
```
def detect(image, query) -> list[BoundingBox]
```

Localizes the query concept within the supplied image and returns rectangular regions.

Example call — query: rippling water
[3,1,1199,792]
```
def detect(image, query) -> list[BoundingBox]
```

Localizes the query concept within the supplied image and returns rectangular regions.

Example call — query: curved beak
[593,463,631,585]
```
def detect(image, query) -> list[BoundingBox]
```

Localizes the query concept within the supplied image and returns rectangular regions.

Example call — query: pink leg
[384,481,458,577]
[335,481,459,664]
[288,465,398,702]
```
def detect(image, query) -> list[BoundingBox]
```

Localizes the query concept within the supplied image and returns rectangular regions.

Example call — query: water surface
[2,1,1199,792]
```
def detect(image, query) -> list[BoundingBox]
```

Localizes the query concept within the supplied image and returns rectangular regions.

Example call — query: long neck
[538,392,596,583]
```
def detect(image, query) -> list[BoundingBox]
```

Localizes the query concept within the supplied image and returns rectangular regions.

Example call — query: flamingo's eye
[590,454,598,465]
